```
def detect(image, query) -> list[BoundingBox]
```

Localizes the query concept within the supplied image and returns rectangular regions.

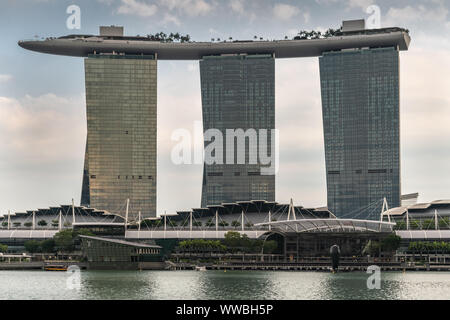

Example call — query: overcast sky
[0,0,449,216]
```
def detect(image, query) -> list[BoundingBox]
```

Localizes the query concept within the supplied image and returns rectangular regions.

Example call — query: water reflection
[382,272,450,300]
[199,271,276,300]
[80,271,157,300]
[1,270,450,300]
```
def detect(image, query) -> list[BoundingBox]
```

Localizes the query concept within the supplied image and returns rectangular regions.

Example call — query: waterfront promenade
[0,260,86,270]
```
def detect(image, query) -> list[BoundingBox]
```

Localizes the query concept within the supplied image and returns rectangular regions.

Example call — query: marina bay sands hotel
[18,19,411,220]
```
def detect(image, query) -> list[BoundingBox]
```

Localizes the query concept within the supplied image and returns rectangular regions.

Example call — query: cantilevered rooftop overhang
[18,30,410,60]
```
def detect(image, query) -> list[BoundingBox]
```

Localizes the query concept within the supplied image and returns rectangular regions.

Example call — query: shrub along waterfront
[394,218,450,230]
[407,241,450,254]
[177,231,278,255]
[362,234,402,257]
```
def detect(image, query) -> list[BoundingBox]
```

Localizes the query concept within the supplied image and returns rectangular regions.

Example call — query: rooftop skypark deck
[18,26,410,60]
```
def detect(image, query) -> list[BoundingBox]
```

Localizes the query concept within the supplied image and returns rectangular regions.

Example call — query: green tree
[140,219,151,228]
[140,219,162,228]
[76,228,94,237]
[218,221,229,228]
[24,240,41,253]
[178,239,226,252]
[239,234,251,248]
[0,243,8,253]
[381,234,401,252]
[394,221,406,230]
[439,218,450,229]
[363,240,380,256]
[40,239,55,253]
[409,220,421,230]
[409,241,418,253]
[37,220,47,227]
[24,222,33,228]
[231,220,241,229]
[13,222,21,227]
[263,240,278,254]
[224,231,241,247]
[422,219,434,229]
[180,219,189,227]
[53,230,75,251]
[53,228,93,252]
[168,220,178,227]
[205,219,215,228]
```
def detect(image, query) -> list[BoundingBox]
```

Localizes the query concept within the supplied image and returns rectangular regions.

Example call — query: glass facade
[200,54,275,207]
[81,55,157,219]
[319,47,401,219]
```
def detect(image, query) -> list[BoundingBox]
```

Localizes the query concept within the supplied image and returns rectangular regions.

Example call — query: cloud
[117,0,158,17]
[230,0,244,15]
[273,3,300,21]
[0,74,12,83]
[400,49,450,144]
[286,28,299,38]
[0,94,86,163]
[112,0,245,23]
[158,0,214,17]
[162,13,181,26]
[399,47,450,201]
[228,0,258,23]
[156,62,203,211]
[0,93,86,215]
[346,0,374,10]
[273,47,450,205]
[384,3,449,26]
[97,0,115,5]
[208,27,220,35]
[303,11,311,24]
[315,0,339,5]
[275,58,327,206]
[316,0,373,10]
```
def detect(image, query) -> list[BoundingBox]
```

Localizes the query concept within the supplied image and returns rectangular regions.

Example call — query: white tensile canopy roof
[255,218,395,233]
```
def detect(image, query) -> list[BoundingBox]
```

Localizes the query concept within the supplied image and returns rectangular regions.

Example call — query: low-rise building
[79,235,164,270]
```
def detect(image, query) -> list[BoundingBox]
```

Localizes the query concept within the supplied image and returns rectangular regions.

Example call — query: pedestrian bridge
[0,218,396,240]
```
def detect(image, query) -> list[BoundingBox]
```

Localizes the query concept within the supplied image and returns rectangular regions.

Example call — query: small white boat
[195,266,207,271]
